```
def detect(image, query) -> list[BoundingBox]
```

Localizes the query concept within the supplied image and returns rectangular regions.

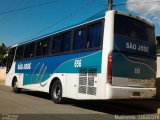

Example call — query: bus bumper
[106,84,156,99]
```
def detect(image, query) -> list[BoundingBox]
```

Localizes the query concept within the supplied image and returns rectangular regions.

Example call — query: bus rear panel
[105,12,156,99]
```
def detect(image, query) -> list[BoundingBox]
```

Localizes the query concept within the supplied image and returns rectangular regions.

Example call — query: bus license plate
[133,92,140,96]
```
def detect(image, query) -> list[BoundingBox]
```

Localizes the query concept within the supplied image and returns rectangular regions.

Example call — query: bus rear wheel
[51,80,64,104]
[12,79,21,93]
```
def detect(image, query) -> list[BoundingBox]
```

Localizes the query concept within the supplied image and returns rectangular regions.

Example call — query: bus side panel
[54,50,102,99]
[13,50,103,99]
[66,74,78,98]
[18,73,65,94]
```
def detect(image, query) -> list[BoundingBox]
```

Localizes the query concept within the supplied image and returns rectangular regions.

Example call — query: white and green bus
[5,10,157,103]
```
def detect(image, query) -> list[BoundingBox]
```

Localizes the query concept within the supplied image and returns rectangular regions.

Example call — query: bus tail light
[107,52,112,84]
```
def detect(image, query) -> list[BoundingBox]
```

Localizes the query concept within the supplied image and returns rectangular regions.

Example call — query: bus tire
[12,78,21,93]
[51,80,64,104]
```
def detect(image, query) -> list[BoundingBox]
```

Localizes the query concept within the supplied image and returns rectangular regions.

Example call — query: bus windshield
[114,14,155,44]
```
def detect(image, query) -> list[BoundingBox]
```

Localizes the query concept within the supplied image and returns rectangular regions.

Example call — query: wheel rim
[53,85,61,99]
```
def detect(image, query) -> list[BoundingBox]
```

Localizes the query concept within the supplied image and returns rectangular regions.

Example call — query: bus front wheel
[51,80,64,104]
[12,79,21,93]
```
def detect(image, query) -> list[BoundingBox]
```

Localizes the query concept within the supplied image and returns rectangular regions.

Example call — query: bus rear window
[114,14,155,43]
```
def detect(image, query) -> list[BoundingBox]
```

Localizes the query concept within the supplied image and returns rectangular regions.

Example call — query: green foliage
[0,43,8,66]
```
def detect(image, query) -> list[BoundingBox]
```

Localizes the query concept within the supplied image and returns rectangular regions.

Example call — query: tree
[0,43,8,66]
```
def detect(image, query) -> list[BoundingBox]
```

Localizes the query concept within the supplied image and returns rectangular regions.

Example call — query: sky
[0,0,160,46]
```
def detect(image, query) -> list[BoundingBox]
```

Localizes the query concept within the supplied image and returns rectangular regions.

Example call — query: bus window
[42,37,51,56]
[52,35,62,53]
[73,28,87,50]
[16,45,24,60]
[24,42,36,58]
[24,44,30,58]
[36,40,43,56]
[88,23,102,48]
[29,42,36,58]
[36,38,50,56]
[114,14,156,58]
[61,32,71,52]
[114,14,155,43]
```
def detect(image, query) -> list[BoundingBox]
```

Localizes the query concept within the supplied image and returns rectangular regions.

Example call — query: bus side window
[73,28,87,50]
[36,38,50,56]
[24,42,36,58]
[36,40,43,56]
[24,44,30,58]
[88,23,102,48]
[42,37,51,56]
[29,42,35,58]
[61,32,71,52]
[52,36,62,53]
[16,45,24,60]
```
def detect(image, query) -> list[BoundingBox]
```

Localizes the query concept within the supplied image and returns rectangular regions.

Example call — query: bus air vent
[78,68,97,96]
[87,87,96,95]
[78,86,87,94]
